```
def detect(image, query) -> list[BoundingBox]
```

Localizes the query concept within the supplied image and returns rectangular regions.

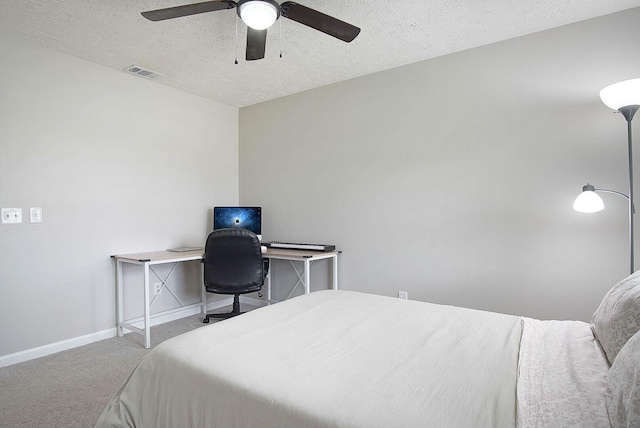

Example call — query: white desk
[113,250,205,348]
[113,247,340,348]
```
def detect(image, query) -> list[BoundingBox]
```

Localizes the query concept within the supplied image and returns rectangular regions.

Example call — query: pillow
[606,329,640,428]
[591,271,640,365]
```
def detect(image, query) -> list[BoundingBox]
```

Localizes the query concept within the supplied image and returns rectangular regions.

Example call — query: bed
[95,272,640,428]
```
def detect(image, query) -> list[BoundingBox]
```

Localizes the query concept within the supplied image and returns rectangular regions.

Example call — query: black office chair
[202,228,266,323]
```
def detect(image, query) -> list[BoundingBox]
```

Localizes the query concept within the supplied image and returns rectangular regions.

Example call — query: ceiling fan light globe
[599,78,640,110]
[239,0,279,30]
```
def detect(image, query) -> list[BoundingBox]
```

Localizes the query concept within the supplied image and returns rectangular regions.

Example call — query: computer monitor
[213,206,262,241]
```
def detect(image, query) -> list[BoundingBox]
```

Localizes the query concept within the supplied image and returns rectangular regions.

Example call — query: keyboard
[263,242,336,252]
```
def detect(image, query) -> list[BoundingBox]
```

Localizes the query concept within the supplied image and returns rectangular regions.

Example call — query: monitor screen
[213,206,262,239]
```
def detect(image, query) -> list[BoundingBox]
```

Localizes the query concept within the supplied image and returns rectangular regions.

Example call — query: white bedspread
[517,318,610,428]
[96,290,523,428]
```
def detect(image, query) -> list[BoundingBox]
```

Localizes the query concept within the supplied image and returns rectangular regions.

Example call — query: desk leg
[304,258,311,294]
[333,254,339,290]
[143,262,151,349]
[200,262,206,314]
[266,257,272,304]
[116,260,124,337]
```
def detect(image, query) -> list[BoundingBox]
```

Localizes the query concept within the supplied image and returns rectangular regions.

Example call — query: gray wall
[240,8,640,321]
[2,7,639,361]
[0,34,239,357]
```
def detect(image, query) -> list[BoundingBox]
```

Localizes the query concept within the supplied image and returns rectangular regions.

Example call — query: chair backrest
[203,228,264,293]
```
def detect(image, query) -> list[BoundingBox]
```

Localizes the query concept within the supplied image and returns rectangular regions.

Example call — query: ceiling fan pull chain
[279,18,283,58]
[234,14,239,64]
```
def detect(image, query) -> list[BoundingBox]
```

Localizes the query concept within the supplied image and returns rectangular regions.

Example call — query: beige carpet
[0,314,214,428]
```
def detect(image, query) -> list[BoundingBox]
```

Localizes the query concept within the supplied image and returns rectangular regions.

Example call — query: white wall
[240,8,640,322]
[0,33,239,357]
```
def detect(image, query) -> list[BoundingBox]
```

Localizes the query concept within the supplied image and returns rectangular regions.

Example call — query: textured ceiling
[1,0,638,107]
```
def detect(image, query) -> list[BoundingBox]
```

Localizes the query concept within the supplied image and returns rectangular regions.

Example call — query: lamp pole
[620,105,638,273]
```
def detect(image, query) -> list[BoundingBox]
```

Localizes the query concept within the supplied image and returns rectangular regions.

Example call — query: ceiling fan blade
[141,1,236,22]
[246,27,267,61]
[280,2,360,43]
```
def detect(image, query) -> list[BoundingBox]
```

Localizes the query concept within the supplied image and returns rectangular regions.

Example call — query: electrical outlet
[398,291,408,300]
[30,207,42,224]
[153,282,162,295]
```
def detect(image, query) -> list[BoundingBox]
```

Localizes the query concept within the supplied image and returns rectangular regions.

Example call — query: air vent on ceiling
[123,65,164,80]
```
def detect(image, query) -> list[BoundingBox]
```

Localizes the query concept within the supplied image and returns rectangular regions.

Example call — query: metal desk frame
[113,250,205,348]
[262,248,340,303]
[113,248,340,348]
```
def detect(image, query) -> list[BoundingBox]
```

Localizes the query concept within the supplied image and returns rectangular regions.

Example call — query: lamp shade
[239,0,279,30]
[573,186,605,213]
[599,78,640,111]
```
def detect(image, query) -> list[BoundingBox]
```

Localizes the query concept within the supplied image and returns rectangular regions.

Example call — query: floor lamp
[573,78,640,274]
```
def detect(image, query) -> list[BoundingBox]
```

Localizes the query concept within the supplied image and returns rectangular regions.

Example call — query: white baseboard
[0,298,236,368]
[0,327,117,369]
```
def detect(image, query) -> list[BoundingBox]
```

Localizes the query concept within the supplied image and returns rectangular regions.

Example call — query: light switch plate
[30,207,43,223]
[2,208,23,224]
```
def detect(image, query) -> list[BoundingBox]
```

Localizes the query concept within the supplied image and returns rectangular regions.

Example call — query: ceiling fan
[141,0,361,61]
